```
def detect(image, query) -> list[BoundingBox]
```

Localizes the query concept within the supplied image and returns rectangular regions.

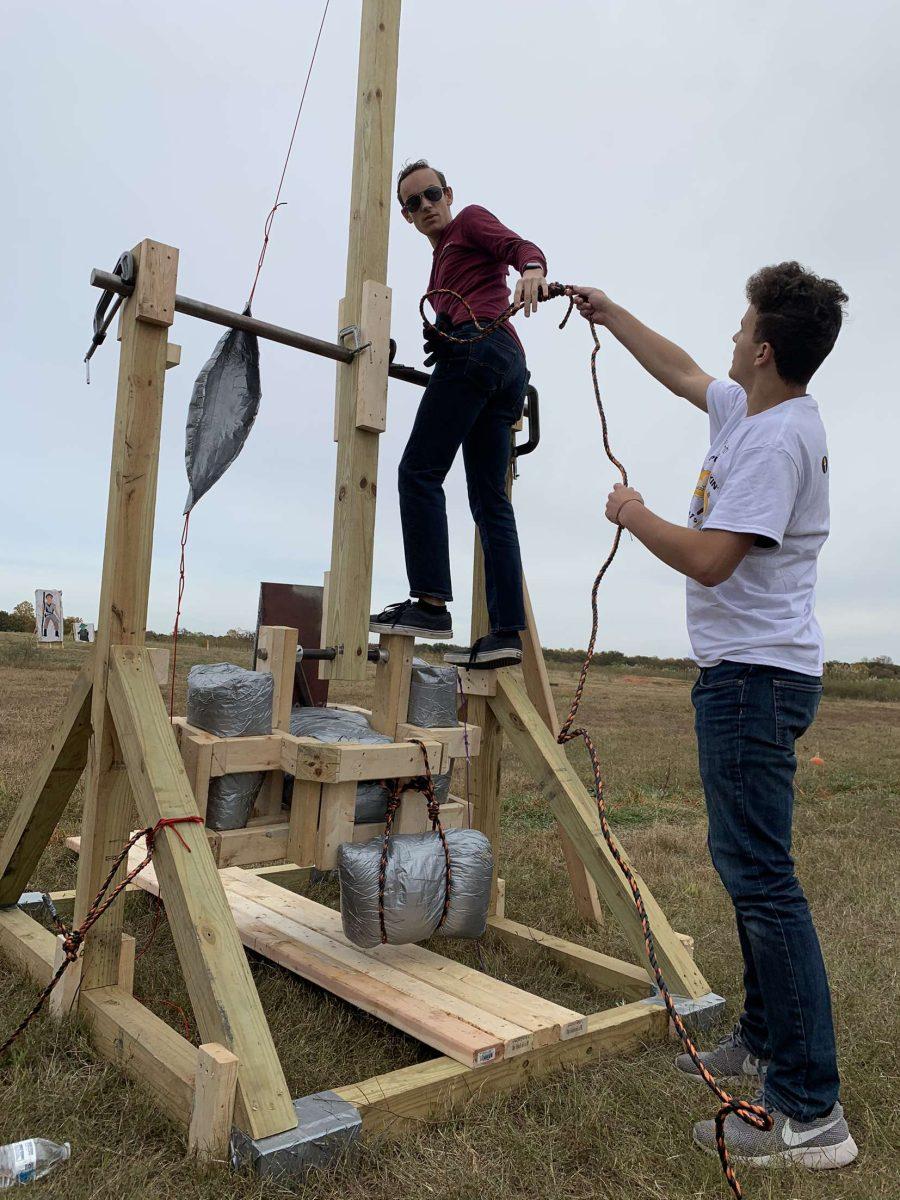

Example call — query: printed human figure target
[72,621,95,644]
[35,590,63,642]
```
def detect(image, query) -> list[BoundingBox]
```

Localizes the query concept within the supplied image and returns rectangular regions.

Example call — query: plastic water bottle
[0,1140,70,1188]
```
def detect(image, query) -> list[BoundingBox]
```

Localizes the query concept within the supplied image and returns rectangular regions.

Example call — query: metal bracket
[641,989,726,1034]
[337,324,372,357]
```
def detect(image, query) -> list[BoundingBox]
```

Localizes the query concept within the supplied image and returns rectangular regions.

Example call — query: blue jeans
[692,660,839,1120]
[398,324,529,633]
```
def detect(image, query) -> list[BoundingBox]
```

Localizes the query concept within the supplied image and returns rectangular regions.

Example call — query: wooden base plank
[487,916,652,997]
[335,1001,668,1137]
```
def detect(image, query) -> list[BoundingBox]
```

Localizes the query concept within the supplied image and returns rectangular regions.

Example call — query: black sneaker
[444,632,522,670]
[369,599,453,639]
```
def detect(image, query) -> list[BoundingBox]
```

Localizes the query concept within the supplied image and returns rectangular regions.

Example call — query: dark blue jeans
[692,660,839,1120]
[398,324,529,633]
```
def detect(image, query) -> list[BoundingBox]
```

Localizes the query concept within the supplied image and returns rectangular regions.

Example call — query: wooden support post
[118,932,136,995]
[315,781,356,869]
[107,646,296,1140]
[287,779,320,867]
[468,536,504,912]
[74,238,178,995]
[255,625,298,817]
[189,1044,239,1163]
[488,672,710,1000]
[49,934,82,1020]
[322,0,401,681]
[521,580,604,926]
[371,633,414,738]
[0,666,92,904]
[180,731,214,820]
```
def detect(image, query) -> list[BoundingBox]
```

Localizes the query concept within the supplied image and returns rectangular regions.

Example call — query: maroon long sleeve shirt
[427,204,547,354]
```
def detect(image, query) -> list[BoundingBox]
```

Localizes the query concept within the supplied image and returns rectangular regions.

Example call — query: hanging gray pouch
[288,706,392,825]
[186,663,273,831]
[338,828,493,949]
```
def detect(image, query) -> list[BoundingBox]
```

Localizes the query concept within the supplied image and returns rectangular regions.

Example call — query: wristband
[521,262,544,273]
[615,497,644,527]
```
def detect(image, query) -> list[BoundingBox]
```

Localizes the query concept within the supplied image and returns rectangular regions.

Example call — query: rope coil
[425,285,770,1198]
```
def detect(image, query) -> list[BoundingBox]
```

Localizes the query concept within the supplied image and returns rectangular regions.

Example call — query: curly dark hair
[396,159,447,205]
[746,262,848,386]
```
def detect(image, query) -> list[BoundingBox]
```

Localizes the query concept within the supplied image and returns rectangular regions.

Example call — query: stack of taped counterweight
[338,660,493,948]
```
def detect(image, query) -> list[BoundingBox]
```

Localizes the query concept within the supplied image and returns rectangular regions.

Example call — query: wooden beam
[255,625,298,818]
[75,238,178,993]
[0,666,92,904]
[189,1044,239,1163]
[335,1001,668,1136]
[520,580,604,926]
[106,645,296,1140]
[354,282,392,432]
[323,0,401,681]
[487,917,651,998]
[488,672,710,1000]
[0,907,197,1128]
[315,781,356,869]
[287,779,320,868]
[370,633,414,738]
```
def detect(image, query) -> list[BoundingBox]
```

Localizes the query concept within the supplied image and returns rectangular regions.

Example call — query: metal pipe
[90,268,354,364]
[296,645,388,664]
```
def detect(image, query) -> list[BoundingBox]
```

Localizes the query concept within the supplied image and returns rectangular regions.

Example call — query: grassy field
[0,630,898,1199]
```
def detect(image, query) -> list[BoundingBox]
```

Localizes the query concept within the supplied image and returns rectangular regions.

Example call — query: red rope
[167,511,190,720]
[246,0,331,309]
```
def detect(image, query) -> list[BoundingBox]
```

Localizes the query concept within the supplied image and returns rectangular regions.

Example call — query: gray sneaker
[692,1094,858,1169]
[674,1024,768,1083]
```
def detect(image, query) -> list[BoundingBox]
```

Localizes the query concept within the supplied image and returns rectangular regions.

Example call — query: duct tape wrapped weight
[186,664,273,832]
[206,772,264,831]
[289,707,392,825]
[407,659,458,728]
[338,828,493,949]
[186,663,273,737]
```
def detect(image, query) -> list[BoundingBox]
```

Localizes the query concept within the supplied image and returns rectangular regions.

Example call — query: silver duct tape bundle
[338,828,493,948]
[186,663,273,831]
[289,707,392,825]
[408,659,459,728]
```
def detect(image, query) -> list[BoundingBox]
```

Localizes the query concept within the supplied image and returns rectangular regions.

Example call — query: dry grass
[0,631,898,1199]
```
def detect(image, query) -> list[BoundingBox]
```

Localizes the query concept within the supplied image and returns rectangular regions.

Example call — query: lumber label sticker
[561,1018,588,1039]
[475,1048,497,1065]
[507,1036,531,1055]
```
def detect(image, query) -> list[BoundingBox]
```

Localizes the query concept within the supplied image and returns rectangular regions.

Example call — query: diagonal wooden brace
[0,666,93,905]
[488,672,711,1000]
[106,645,296,1141]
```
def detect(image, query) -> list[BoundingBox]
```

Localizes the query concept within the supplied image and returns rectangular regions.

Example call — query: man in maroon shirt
[370,160,548,667]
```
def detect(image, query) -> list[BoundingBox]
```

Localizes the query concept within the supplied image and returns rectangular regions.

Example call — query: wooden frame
[0,0,716,1170]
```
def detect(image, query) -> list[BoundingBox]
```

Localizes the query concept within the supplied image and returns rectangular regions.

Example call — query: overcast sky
[2,1,898,661]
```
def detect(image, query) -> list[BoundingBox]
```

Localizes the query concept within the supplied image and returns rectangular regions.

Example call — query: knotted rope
[0,815,203,1058]
[424,284,771,1198]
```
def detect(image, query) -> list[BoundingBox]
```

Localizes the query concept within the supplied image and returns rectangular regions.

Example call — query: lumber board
[488,672,711,1000]
[520,579,604,925]
[255,625,297,817]
[371,632,414,738]
[323,0,401,681]
[487,917,651,997]
[107,645,296,1140]
[223,873,585,1044]
[396,722,482,761]
[284,733,444,783]
[335,1001,668,1137]
[75,238,176,993]
[189,1044,239,1162]
[354,281,392,432]
[287,778,319,867]
[315,781,356,869]
[0,908,196,1127]
[0,666,93,904]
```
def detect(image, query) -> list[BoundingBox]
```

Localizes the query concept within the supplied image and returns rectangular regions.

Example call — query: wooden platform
[67,843,586,1070]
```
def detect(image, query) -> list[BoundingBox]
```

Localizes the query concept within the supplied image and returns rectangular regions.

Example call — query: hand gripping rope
[0,815,203,1058]
[378,740,452,945]
[423,286,771,1199]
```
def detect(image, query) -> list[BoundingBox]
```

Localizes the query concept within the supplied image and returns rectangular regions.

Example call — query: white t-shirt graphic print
[686,380,829,675]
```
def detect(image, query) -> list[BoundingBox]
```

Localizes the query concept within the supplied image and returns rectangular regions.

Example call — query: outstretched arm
[567,287,713,411]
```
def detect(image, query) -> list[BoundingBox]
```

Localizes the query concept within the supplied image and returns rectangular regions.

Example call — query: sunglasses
[401,185,447,213]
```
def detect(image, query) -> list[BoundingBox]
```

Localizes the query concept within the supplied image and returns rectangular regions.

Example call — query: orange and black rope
[424,286,770,1198]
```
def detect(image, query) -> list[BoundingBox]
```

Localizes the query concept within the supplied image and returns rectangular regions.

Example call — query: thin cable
[246,0,331,309]
[168,512,190,720]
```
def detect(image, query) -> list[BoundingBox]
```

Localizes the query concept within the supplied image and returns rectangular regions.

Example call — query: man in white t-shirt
[569,263,856,1171]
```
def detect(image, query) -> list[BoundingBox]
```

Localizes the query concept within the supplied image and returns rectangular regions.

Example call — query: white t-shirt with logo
[685,380,829,675]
